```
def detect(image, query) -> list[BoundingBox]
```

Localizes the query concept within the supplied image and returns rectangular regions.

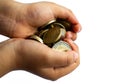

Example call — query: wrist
[0,39,21,77]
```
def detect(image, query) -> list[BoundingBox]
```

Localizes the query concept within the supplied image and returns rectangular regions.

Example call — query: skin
[0,0,81,80]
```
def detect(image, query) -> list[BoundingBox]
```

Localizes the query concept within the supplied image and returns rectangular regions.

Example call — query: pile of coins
[29,19,72,52]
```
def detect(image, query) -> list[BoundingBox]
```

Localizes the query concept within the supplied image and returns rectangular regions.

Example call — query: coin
[38,29,49,38]
[40,19,56,30]
[43,27,66,44]
[52,41,72,52]
[29,35,43,43]
[57,19,72,31]
[28,19,72,50]
[50,22,65,29]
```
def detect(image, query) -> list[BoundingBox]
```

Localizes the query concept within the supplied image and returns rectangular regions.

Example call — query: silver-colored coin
[52,41,72,52]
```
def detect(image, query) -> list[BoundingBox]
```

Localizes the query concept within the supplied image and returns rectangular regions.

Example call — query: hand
[0,38,79,80]
[0,1,81,40]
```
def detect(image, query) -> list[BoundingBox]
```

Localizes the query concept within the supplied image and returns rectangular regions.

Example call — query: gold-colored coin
[40,19,56,29]
[28,19,72,49]
[50,22,65,29]
[57,19,71,31]
[38,29,49,38]
[29,35,43,43]
[52,41,72,52]
[43,27,66,44]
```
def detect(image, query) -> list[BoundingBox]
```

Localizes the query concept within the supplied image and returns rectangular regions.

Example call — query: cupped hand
[0,38,80,80]
[0,1,81,40]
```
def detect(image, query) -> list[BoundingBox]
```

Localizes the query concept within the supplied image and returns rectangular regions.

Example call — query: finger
[64,39,80,64]
[67,10,82,33]
[46,50,79,67]
[64,39,79,52]
[52,5,82,33]
[65,31,77,41]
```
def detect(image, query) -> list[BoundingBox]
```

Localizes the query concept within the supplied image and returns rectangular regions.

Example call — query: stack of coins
[29,19,72,52]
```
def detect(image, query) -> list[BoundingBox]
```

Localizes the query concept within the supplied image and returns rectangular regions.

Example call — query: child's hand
[0,38,80,80]
[0,1,81,40]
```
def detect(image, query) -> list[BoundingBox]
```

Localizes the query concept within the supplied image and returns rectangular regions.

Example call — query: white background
[0,0,120,84]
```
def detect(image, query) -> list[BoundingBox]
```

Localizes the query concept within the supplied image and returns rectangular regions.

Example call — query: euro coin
[38,29,49,38]
[57,19,72,31]
[43,27,66,44]
[50,22,65,29]
[29,35,43,43]
[52,41,72,52]
[40,19,56,30]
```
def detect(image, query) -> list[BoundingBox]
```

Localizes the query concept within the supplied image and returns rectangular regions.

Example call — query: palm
[15,39,79,80]
[10,2,56,38]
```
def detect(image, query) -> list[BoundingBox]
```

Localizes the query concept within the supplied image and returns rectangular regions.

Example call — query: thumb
[47,50,79,67]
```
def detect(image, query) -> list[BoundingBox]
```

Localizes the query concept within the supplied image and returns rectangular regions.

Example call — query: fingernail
[77,24,82,32]
[78,27,82,32]
[73,52,78,62]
